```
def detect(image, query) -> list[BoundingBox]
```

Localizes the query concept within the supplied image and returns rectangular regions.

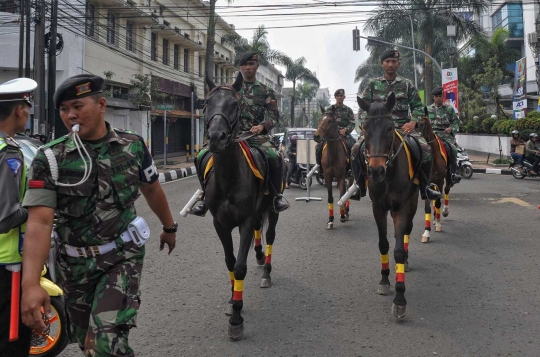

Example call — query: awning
[151,109,199,118]
[106,98,138,109]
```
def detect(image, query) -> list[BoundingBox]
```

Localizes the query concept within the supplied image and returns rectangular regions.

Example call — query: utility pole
[34,0,46,135]
[18,0,24,77]
[25,0,31,77]
[204,0,216,94]
[47,0,58,139]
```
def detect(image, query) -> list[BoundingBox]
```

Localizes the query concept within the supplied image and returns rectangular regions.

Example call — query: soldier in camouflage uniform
[191,51,288,216]
[315,89,356,174]
[428,86,461,185]
[21,74,178,357]
[353,49,441,201]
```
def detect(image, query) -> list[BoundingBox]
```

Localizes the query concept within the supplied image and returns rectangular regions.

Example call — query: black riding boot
[420,161,442,200]
[450,151,461,184]
[191,156,209,217]
[269,159,290,213]
[350,150,366,199]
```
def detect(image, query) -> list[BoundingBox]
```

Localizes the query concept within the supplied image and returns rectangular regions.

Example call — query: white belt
[64,231,132,258]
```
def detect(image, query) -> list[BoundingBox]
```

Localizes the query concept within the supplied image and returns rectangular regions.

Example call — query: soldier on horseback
[352,49,441,201]
[191,51,289,216]
[315,89,356,174]
[427,86,461,186]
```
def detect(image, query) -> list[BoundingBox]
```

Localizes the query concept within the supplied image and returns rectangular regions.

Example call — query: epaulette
[42,134,69,149]
[113,127,139,136]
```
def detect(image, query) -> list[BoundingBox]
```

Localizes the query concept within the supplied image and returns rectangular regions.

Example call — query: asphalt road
[60,174,539,357]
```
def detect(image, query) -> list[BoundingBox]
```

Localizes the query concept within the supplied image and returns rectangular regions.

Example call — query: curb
[158,166,197,183]
[472,168,512,175]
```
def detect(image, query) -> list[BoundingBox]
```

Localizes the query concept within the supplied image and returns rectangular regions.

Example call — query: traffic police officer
[315,89,356,173]
[0,77,37,356]
[21,74,178,356]
[354,49,441,201]
[191,51,288,216]
[427,86,461,185]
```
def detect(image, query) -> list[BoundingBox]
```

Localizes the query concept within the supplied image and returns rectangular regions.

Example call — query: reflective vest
[0,139,27,265]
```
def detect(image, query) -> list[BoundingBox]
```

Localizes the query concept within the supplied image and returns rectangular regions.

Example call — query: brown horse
[418,111,450,242]
[356,93,419,318]
[313,105,350,230]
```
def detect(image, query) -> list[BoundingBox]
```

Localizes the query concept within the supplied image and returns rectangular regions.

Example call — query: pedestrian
[190,51,288,216]
[0,77,37,356]
[20,74,177,356]
[315,89,356,174]
[285,135,298,188]
[354,49,441,201]
[427,86,462,185]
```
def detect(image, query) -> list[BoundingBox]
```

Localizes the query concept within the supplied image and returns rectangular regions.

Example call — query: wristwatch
[162,222,178,233]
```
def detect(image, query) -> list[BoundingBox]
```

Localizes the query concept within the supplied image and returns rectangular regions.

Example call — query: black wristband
[162,222,178,233]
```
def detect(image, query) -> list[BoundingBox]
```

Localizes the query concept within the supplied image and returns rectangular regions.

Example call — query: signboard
[296,139,317,165]
[157,105,174,110]
[538,97,540,112]
[442,68,459,115]
[512,57,527,119]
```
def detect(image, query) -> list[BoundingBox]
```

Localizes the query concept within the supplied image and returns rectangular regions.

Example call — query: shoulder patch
[6,158,22,176]
[44,134,69,148]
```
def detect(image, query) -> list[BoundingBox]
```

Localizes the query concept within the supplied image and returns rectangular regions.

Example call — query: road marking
[492,197,531,207]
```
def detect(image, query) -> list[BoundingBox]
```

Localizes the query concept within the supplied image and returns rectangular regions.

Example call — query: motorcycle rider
[510,130,525,172]
[525,133,540,175]
[285,135,298,189]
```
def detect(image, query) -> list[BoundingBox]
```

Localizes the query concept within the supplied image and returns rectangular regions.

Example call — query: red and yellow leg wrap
[444,194,449,206]
[340,206,345,216]
[254,229,262,247]
[346,199,350,208]
[229,271,234,287]
[396,263,405,283]
[436,207,441,220]
[265,244,273,264]
[381,253,389,271]
[233,279,244,301]
[425,213,431,229]
[328,203,334,217]
[404,235,409,253]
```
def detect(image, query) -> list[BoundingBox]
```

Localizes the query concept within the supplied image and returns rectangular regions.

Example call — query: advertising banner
[442,68,459,115]
[512,57,527,119]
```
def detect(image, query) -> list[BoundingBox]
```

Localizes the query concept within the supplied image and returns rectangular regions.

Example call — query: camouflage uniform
[23,122,159,356]
[427,103,459,149]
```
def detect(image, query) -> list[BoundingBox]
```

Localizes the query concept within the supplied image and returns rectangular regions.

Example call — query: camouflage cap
[54,74,104,108]
[432,86,443,95]
[238,51,259,66]
[380,49,400,62]
[334,89,345,96]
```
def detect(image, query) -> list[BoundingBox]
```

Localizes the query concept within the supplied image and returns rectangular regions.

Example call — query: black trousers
[525,155,540,172]
[286,161,296,184]
[0,266,32,357]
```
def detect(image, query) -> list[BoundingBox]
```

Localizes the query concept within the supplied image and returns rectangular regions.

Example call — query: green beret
[334,89,345,96]
[381,49,400,62]
[238,51,259,66]
[54,74,104,108]
[432,86,443,95]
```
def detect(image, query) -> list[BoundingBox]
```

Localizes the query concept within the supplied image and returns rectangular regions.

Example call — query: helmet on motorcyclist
[290,135,298,145]
[530,133,538,139]
[511,130,519,135]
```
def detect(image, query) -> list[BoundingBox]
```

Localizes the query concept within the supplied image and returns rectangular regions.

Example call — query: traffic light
[352,27,360,51]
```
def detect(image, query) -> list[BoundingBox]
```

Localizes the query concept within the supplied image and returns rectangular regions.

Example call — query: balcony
[151,24,205,51]
[98,0,157,25]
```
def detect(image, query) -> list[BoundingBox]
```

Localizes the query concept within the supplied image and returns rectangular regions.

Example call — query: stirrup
[273,194,290,213]
[190,201,208,217]
[451,173,461,184]
[424,184,442,201]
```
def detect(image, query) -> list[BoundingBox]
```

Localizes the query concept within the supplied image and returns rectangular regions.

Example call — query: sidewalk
[155,156,197,183]
[464,150,512,175]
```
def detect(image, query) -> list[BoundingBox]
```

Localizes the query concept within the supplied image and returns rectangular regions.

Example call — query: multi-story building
[282,87,330,127]
[256,63,285,110]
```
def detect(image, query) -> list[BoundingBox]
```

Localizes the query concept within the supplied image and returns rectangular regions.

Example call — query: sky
[217,0,377,113]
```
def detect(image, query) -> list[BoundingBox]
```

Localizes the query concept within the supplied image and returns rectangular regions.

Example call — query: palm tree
[282,56,320,127]
[222,25,287,66]
[364,0,487,105]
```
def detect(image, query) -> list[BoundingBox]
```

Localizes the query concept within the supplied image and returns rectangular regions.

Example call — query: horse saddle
[435,135,450,166]
[322,138,350,163]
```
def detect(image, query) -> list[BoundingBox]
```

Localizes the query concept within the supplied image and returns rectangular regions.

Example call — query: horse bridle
[363,113,406,166]
[204,86,243,147]
[318,112,341,142]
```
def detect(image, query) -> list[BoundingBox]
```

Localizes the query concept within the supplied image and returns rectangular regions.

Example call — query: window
[199,56,203,77]
[107,13,116,44]
[174,45,179,69]
[183,49,189,72]
[0,0,18,13]
[163,38,169,65]
[151,33,157,61]
[492,3,524,38]
[126,21,134,52]
[105,84,130,99]
[85,2,95,36]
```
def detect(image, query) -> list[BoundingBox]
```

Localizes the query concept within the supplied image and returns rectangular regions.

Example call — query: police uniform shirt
[0,131,27,234]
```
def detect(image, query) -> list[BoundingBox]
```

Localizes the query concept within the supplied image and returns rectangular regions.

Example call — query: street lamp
[447,25,457,68]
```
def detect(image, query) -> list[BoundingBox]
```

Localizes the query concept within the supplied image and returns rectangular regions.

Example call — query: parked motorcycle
[509,156,539,179]
[286,161,314,189]
[457,147,473,179]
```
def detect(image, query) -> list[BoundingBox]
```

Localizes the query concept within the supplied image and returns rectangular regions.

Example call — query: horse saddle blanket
[395,131,421,183]
[196,143,267,182]
[322,138,350,163]
[435,135,449,166]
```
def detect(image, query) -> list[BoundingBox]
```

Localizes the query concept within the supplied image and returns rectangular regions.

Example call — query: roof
[151,109,199,119]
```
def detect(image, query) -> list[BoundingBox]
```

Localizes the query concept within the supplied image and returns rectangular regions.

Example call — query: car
[14,134,43,169]
[283,127,317,148]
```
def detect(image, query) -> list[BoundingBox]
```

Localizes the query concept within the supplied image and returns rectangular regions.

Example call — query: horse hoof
[260,277,272,288]
[340,216,346,223]
[377,284,391,295]
[225,303,234,316]
[435,226,443,232]
[256,257,265,266]
[228,322,244,340]
[421,235,430,243]
[392,303,407,318]
[327,222,333,230]
[442,207,449,217]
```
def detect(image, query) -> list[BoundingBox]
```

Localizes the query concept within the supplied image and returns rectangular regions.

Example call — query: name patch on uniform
[76,82,92,96]
[110,159,137,175]
[59,169,86,178]
[29,180,45,189]
[6,158,22,176]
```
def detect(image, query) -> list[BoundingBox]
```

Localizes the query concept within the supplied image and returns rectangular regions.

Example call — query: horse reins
[204,86,244,146]
[363,114,407,166]
[318,113,341,142]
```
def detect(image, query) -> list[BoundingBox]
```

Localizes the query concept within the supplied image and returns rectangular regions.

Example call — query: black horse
[356,93,419,318]
[202,73,280,339]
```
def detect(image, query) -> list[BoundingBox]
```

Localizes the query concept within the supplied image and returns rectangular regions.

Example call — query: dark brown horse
[202,73,280,339]
[356,93,419,318]
[418,112,450,242]
[313,106,351,229]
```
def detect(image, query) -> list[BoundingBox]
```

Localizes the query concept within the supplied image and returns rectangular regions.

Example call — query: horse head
[313,105,339,143]
[417,106,434,141]
[357,92,396,182]
[204,72,243,153]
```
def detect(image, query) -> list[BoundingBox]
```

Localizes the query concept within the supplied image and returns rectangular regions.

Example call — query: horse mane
[419,110,436,142]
